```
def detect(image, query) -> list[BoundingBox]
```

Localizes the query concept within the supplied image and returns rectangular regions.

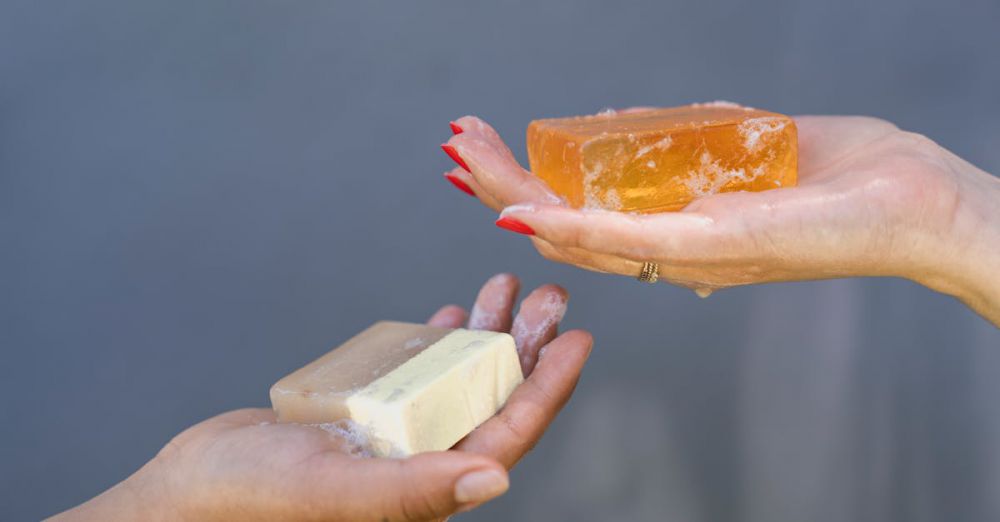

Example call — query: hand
[51,275,591,521]
[442,114,1000,325]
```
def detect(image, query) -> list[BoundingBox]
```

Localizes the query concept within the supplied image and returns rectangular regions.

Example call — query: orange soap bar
[526,102,797,213]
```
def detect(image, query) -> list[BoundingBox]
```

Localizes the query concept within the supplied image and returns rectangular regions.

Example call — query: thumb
[320,451,510,521]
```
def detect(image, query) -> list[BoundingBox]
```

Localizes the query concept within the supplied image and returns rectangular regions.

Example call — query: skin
[51,275,590,521]
[444,113,1000,326]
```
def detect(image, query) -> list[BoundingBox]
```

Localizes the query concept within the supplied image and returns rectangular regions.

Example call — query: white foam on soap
[635,135,673,159]
[581,159,606,209]
[690,100,752,110]
[602,188,622,210]
[738,117,786,152]
[682,152,766,197]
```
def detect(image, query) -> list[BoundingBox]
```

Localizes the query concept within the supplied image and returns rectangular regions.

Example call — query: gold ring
[638,262,659,284]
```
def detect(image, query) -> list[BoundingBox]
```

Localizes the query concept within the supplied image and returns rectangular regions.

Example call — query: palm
[156,408,363,511]
[444,114,960,289]
[668,116,960,285]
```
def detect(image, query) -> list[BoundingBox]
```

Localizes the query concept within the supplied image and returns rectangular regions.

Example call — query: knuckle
[893,130,938,150]
[525,378,561,411]
[569,224,594,250]
[155,437,183,463]
[534,243,562,262]
[532,240,569,263]
[499,409,535,448]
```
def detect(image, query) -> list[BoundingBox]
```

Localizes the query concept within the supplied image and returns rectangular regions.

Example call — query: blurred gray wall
[2,1,999,521]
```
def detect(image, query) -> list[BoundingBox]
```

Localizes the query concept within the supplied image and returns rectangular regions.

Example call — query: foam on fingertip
[512,290,568,372]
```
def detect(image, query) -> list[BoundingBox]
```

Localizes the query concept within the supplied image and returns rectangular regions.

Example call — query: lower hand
[51,275,591,521]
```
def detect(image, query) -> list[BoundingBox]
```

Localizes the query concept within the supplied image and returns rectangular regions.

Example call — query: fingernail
[444,173,475,196]
[441,144,471,173]
[454,469,509,504]
[449,121,464,135]
[456,503,481,514]
[496,216,535,236]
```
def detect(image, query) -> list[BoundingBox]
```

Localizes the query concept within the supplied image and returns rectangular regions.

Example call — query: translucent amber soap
[527,102,797,213]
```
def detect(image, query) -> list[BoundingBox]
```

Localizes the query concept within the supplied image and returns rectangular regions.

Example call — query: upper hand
[442,113,1000,321]
[52,275,591,521]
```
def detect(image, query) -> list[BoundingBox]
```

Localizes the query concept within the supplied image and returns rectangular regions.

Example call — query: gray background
[2,1,999,521]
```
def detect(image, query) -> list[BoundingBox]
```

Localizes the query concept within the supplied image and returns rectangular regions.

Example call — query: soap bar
[527,102,797,213]
[270,321,523,457]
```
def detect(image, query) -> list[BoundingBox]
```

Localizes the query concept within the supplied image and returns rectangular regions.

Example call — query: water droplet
[694,288,713,298]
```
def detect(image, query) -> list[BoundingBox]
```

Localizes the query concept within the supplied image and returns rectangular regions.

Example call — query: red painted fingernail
[449,121,464,135]
[495,217,535,235]
[444,173,475,196]
[441,144,471,173]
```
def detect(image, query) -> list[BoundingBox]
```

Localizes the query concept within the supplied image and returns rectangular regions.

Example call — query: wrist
[909,160,1000,324]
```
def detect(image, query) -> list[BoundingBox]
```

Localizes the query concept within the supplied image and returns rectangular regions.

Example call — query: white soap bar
[270,321,523,457]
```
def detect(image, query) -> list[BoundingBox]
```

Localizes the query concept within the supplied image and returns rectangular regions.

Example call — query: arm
[441,115,1000,327]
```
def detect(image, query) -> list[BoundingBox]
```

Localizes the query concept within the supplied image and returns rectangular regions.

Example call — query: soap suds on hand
[315,419,376,458]
[469,273,517,331]
[512,291,568,369]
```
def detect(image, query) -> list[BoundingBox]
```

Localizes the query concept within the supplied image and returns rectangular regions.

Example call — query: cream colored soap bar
[270,321,523,457]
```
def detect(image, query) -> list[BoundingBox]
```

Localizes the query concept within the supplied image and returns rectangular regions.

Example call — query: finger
[511,284,568,375]
[310,451,509,521]
[445,167,504,211]
[455,330,593,468]
[533,238,730,290]
[499,203,724,264]
[468,273,520,331]
[427,305,468,328]
[531,237,643,277]
[444,116,563,207]
[452,115,506,145]
[442,171,477,198]
[502,204,762,282]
